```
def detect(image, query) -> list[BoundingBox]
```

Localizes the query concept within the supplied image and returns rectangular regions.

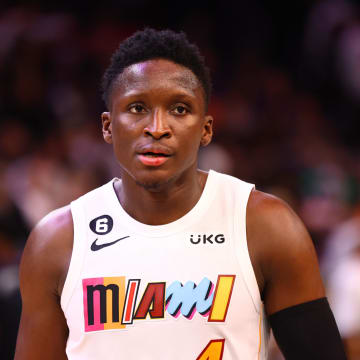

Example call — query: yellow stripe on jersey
[208,275,235,322]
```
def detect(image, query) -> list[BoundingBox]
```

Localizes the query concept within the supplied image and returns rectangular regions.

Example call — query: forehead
[112,59,203,100]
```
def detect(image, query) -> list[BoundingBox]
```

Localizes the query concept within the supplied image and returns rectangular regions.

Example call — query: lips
[138,154,169,166]
[136,146,173,167]
[141,151,170,157]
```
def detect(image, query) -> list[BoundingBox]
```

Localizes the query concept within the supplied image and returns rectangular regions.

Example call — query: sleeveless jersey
[61,170,269,359]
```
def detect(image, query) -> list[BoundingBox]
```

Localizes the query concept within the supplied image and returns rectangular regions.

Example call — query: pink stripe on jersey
[83,277,104,332]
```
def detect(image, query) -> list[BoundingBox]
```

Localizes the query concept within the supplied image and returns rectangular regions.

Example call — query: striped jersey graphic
[82,275,235,332]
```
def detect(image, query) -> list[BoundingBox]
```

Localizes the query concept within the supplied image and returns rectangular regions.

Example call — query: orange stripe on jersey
[104,277,126,330]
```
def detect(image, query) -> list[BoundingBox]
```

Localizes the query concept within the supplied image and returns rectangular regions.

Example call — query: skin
[15,59,325,359]
[343,247,360,359]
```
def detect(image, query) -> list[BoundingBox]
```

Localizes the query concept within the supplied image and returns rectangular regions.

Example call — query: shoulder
[247,189,305,237]
[20,205,73,297]
[246,190,300,289]
[246,190,309,255]
[246,189,325,314]
[31,205,73,240]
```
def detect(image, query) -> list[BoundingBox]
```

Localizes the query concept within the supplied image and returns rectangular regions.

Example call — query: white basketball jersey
[61,170,269,359]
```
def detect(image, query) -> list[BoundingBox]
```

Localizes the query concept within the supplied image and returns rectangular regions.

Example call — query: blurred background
[1,0,360,358]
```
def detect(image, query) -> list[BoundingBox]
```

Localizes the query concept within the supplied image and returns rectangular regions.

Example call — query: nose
[144,109,171,139]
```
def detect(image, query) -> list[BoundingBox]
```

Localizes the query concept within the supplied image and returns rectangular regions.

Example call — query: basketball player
[14,29,346,359]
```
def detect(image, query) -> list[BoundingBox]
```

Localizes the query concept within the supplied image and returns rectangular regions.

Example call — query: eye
[129,104,146,114]
[171,105,189,115]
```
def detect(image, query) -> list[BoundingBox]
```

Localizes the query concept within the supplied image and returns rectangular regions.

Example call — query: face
[102,59,213,191]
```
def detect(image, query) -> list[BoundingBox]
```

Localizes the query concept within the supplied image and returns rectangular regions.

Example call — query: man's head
[101,29,213,191]
[101,28,211,111]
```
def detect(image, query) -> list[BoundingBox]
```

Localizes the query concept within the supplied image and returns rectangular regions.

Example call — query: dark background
[1,1,360,359]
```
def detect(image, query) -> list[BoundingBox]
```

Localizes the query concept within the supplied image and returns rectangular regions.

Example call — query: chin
[134,171,175,192]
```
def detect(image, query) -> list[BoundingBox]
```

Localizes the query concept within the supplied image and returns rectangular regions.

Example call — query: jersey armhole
[234,183,262,314]
[60,199,87,312]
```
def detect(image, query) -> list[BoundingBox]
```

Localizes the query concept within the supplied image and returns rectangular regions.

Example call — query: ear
[200,115,213,147]
[102,112,112,144]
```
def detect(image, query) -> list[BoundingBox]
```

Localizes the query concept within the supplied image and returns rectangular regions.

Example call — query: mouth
[137,152,171,167]
[141,152,171,158]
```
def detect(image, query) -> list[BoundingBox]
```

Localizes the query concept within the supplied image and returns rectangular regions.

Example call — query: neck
[114,168,208,225]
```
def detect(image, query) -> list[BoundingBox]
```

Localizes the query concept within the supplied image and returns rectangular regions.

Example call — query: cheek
[110,124,130,158]
[112,119,137,144]
[179,125,203,155]
[188,122,204,144]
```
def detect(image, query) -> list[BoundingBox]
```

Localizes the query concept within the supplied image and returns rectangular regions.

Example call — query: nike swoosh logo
[91,236,130,251]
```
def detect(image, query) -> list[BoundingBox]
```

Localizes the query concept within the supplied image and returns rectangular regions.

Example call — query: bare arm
[15,206,73,360]
[246,189,325,315]
[247,190,347,358]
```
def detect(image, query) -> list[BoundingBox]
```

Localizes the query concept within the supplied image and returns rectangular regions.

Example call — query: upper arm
[15,206,73,360]
[246,190,325,315]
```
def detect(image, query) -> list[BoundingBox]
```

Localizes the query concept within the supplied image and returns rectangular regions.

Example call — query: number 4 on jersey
[196,339,225,360]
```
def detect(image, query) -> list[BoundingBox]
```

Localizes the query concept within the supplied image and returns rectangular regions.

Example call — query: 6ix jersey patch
[89,215,113,235]
[82,275,236,332]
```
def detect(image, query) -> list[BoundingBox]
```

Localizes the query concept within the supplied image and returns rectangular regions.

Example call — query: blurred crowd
[1,1,360,359]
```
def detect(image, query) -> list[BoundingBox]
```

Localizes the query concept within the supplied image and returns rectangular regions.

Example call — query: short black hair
[101,28,211,110]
